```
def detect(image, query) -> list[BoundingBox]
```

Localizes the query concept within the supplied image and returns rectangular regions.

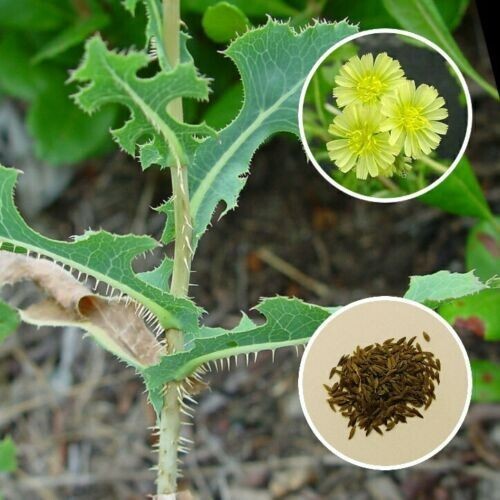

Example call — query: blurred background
[0,0,499,498]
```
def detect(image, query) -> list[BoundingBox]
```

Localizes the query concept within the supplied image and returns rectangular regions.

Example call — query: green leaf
[144,297,331,412]
[32,11,110,64]
[471,360,500,402]
[202,2,251,44]
[72,35,214,169]
[466,218,500,282]
[189,19,358,242]
[382,0,498,99]
[182,0,299,17]
[0,300,20,343]
[0,436,17,472]
[0,166,201,332]
[27,78,116,166]
[440,289,500,341]
[404,270,489,308]
[420,158,493,220]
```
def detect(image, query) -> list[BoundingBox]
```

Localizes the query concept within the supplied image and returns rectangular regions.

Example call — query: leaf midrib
[189,80,301,222]
[103,54,185,163]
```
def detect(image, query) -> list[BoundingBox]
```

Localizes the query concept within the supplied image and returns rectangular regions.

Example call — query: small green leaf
[189,19,358,242]
[440,289,500,341]
[420,158,493,220]
[0,300,20,342]
[382,0,498,99]
[404,270,489,308]
[466,218,500,282]
[0,436,17,472]
[72,35,214,169]
[471,360,500,402]
[27,79,116,166]
[202,2,250,44]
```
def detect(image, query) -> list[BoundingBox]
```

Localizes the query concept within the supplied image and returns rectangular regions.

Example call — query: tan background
[300,298,471,468]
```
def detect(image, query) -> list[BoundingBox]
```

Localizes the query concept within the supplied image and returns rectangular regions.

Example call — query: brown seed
[324,335,440,438]
[423,331,431,342]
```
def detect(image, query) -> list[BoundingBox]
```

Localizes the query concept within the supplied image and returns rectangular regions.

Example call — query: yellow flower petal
[380,80,448,159]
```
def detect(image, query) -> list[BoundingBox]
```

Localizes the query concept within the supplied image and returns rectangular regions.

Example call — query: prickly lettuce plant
[0,1,496,495]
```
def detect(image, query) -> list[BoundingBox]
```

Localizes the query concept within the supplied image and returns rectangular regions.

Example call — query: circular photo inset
[298,29,472,202]
[298,297,472,470]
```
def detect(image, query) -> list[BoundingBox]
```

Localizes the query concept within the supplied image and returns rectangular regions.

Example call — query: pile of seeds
[324,332,441,439]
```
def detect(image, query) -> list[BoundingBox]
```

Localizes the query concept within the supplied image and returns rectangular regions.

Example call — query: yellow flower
[334,53,405,107]
[327,105,399,179]
[380,80,448,159]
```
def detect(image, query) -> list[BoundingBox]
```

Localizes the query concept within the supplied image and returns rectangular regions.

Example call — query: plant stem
[419,155,448,174]
[156,0,193,496]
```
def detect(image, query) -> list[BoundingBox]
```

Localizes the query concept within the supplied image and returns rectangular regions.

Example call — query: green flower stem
[157,0,192,495]
[419,155,448,174]
[378,176,399,191]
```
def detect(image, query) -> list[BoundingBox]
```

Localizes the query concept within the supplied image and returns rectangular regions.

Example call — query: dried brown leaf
[0,251,161,367]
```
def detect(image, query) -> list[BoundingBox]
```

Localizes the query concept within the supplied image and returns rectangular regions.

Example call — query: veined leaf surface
[188,19,358,242]
[72,36,213,169]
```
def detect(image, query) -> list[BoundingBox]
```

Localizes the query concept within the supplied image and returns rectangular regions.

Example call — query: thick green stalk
[157,0,193,495]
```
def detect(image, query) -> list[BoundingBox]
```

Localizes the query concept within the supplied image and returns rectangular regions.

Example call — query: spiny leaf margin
[71,35,214,169]
[188,19,358,243]
[0,165,202,332]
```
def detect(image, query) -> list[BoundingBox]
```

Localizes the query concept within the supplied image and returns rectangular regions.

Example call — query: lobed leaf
[0,166,202,332]
[144,297,331,412]
[189,19,358,242]
[72,35,214,169]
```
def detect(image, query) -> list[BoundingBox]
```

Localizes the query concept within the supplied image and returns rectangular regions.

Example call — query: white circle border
[297,295,473,470]
[297,28,473,203]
